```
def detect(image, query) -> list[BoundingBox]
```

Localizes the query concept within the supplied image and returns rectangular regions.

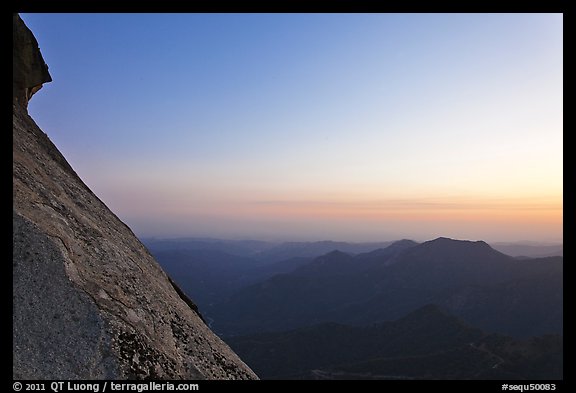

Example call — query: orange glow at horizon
[149,194,561,225]
[233,198,561,223]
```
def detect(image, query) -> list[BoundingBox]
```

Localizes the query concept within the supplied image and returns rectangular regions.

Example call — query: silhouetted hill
[145,238,398,315]
[227,305,562,379]
[211,238,562,337]
[252,240,395,262]
[143,238,397,262]
[355,239,419,262]
[148,248,315,317]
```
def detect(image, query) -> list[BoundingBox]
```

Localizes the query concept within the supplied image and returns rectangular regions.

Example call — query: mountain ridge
[210,237,562,337]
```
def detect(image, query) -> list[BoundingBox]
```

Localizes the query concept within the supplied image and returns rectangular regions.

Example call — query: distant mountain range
[143,237,562,260]
[143,238,396,308]
[143,237,562,316]
[209,237,562,338]
[144,237,562,338]
[143,236,563,380]
[143,237,397,261]
[228,304,562,380]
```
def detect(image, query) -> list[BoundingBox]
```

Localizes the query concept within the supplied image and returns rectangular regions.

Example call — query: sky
[21,13,563,243]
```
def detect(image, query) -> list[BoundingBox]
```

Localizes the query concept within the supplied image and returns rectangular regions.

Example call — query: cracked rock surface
[12,14,257,380]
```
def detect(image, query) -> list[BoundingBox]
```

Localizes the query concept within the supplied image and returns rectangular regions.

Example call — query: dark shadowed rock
[13,14,52,108]
[12,14,257,380]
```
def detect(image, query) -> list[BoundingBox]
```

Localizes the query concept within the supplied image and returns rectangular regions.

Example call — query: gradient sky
[21,13,563,242]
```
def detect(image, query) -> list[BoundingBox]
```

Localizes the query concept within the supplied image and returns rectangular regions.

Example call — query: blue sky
[21,13,563,242]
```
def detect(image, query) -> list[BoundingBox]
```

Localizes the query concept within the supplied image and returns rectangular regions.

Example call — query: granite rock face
[12,14,258,380]
[12,13,52,108]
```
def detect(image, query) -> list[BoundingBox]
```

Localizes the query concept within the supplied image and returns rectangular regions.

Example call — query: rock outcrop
[12,14,52,108]
[13,14,258,380]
